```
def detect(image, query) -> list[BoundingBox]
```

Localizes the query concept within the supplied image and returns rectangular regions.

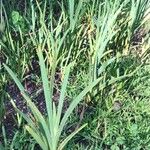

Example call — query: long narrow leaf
[58,124,87,150]
[59,77,101,136]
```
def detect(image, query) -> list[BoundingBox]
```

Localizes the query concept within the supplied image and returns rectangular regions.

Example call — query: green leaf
[11,11,26,31]
[0,16,5,33]
[111,144,120,150]
[116,137,125,145]
[0,144,4,150]
[11,11,20,24]
[26,125,48,150]
[59,77,101,136]
[58,124,87,150]
[4,64,52,149]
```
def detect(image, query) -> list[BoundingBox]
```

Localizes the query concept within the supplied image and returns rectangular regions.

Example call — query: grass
[0,0,150,149]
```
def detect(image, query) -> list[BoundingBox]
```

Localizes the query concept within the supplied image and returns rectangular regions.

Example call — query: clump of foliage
[0,0,150,149]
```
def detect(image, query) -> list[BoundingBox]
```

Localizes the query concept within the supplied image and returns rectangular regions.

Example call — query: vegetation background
[0,0,150,149]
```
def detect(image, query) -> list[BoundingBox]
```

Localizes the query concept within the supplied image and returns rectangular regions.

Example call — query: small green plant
[4,46,102,150]
[11,11,26,32]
